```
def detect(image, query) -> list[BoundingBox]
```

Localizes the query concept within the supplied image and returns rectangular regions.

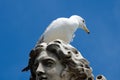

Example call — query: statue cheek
[45,68,62,80]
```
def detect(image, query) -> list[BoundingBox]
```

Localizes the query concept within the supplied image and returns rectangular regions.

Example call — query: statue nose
[36,63,45,75]
[36,63,47,80]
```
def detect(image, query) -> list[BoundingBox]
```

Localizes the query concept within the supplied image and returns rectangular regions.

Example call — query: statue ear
[21,49,36,72]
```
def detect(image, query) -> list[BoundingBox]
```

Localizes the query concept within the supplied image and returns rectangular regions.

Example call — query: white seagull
[36,15,90,45]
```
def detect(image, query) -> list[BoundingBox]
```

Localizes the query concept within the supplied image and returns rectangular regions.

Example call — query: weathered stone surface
[22,39,106,80]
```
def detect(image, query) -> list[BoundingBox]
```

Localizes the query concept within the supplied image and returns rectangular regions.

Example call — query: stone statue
[22,39,106,80]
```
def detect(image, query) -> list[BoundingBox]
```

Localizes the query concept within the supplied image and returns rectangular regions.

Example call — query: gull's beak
[83,24,90,34]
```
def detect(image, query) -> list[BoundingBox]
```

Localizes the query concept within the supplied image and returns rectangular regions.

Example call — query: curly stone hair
[22,39,94,80]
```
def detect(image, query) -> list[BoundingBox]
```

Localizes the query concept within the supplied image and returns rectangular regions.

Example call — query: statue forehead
[36,50,58,62]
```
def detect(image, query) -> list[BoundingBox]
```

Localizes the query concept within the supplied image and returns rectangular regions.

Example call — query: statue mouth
[38,76,47,80]
[39,78,47,80]
[37,77,47,80]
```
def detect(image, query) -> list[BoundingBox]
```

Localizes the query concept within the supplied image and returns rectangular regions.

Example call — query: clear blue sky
[0,0,120,80]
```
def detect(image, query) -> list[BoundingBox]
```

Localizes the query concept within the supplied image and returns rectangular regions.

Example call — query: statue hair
[22,39,94,80]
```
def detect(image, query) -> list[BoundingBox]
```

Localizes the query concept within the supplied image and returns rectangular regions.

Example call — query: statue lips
[39,75,47,80]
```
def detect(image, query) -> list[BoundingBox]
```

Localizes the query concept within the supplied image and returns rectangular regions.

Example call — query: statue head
[22,39,94,80]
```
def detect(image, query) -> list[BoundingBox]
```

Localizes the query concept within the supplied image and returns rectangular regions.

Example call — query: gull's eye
[82,20,85,23]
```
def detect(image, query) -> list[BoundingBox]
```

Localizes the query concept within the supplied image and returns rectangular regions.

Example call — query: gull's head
[70,15,90,34]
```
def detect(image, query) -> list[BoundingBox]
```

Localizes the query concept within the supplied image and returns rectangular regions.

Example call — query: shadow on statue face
[34,51,65,80]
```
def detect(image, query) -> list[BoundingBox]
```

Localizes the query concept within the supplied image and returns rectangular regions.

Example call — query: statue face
[35,51,64,80]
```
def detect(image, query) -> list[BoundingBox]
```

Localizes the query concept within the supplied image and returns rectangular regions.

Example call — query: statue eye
[42,59,55,68]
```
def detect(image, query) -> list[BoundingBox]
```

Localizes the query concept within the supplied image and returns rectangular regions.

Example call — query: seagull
[36,15,90,45]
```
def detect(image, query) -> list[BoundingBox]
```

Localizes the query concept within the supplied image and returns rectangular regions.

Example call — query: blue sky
[0,0,120,80]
